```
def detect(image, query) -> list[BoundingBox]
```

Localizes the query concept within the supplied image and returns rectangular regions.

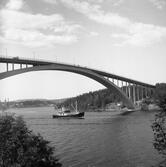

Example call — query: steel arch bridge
[0,56,155,109]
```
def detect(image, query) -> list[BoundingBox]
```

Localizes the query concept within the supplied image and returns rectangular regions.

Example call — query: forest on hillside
[59,85,151,111]
[60,89,120,111]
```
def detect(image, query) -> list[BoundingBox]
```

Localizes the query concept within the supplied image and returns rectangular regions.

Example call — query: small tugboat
[52,101,84,118]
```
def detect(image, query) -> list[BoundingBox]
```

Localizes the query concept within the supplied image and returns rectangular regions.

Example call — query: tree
[0,114,61,167]
[154,83,166,111]
[152,83,166,166]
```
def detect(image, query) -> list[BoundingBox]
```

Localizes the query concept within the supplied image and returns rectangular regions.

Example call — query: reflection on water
[7,107,162,167]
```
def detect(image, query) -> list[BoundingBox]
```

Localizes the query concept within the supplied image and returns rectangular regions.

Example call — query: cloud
[3,28,77,47]
[0,0,81,47]
[60,0,130,29]
[6,0,23,10]
[60,0,166,46]
[87,0,103,3]
[43,0,104,4]
[1,0,166,47]
[112,25,166,46]
[113,0,124,6]
[148,0,166,9]
[42,0,57,5]
[2,9,64,30]
[112,22,166,46]
[89,31,99,36]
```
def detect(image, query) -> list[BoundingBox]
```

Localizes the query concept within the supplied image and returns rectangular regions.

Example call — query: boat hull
[52,112,84,118]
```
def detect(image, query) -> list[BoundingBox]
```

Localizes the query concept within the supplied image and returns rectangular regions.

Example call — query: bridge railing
[0,55,122,79]
[0,55,83,67]
[0,55,101,72]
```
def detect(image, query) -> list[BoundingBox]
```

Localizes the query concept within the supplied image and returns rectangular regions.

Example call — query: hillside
[1,98,67,108]
[59,88,121,111]
[59,86,152,111]
[1,85,151,110]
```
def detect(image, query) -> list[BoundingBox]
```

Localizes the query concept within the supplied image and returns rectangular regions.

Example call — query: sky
[0,0,166,101]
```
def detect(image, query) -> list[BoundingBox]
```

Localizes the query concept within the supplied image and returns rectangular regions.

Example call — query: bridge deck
[0,56,155,88]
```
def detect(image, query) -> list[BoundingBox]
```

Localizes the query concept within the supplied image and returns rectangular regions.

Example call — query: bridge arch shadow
[0,64,135,109]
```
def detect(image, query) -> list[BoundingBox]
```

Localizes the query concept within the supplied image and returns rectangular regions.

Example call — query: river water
[8,107,162,167]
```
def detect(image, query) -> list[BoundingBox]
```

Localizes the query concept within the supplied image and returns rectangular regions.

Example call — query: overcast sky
[0,0,166,101]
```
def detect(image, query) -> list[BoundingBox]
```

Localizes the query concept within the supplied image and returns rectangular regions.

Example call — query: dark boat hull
[52,112,84,118]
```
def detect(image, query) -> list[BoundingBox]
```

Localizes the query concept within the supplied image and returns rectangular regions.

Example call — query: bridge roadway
[0,56,155,88]
[0,56,156,109]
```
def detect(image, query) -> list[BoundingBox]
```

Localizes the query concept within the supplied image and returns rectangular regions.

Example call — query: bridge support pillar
[151,88,155,97]
[12,63,14,70]
[128,83,131,100]
[121,81,123,92]
[133,84,136,104]
[150,88,153,97]
[136,85,139,101]
[126,82,128,96]
[7,63,9,72]
[20,64,22,69]
[146,88,148,98]
[117,79,119,87]
[148,88,151,97]
[112,78,114,83]
[141,86,144,100]
[145,88,147,98]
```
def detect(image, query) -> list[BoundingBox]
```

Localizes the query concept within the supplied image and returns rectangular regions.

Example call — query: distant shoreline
[4,105,161,113]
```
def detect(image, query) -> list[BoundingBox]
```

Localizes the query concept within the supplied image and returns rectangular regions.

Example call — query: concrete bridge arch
[0,64,135,109]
